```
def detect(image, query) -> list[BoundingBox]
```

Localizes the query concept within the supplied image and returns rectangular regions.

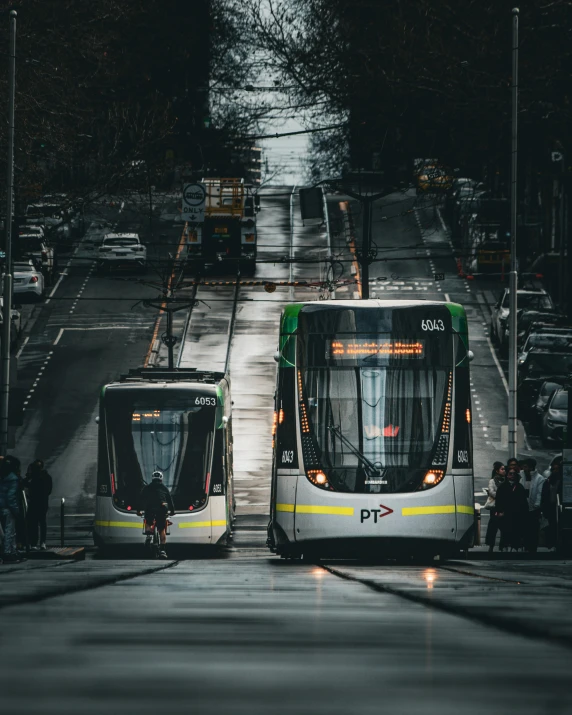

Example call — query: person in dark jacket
[137,471,175,557]
[24,460,53,550]
[0,455,24,563]
[495,467,529,551]
[541,456,562,550]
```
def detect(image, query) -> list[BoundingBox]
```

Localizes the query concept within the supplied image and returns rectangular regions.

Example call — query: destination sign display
[326,339,425,360]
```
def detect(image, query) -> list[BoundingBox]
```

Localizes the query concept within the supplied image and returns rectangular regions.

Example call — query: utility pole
[343,189,386,300]
[1,10,17,455]
[508,7,519,460]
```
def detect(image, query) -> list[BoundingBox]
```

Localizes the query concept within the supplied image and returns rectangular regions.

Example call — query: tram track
[174,271,241,373]
[320,562,572,650]
[0,560,179,612]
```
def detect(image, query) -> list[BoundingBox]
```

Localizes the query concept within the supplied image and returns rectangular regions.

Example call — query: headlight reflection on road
[423,568,437,590]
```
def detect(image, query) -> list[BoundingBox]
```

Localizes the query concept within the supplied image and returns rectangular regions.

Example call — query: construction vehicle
[186,177,260,274]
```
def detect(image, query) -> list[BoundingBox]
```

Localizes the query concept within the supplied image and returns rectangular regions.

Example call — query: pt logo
[360,504,394,523]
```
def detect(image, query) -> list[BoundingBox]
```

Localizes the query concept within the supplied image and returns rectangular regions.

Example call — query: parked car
[516,308,565,347]
[97,233,146,271]
[519,322,572,354]
[15,234,56,285]
[490,288,555,352]
[541,388,568,445]
[18,224,44,239]
[25,198,81,250]
[530,379,564,431]
[517,350,572,417]
[518,328,572,368]
[13,260,45,301]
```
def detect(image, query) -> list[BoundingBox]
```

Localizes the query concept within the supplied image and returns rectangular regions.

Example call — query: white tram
[94,368,234,551]
[268,301,475,559]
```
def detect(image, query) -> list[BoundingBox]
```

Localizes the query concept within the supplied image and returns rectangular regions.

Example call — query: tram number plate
[421,319,445,331]
[281,450,295,464]
[457,450,469,464]
[195,397,216,406]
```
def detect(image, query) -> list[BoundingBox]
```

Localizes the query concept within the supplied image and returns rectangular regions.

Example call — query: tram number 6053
[195,396,216,406]
[421,319,445,331]
[281,450,294,464]
[457,450,469,464]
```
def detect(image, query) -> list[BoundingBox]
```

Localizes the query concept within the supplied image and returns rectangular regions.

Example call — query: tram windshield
[296,305,458,493]
[105,392,216,511]
[301,367,448,492]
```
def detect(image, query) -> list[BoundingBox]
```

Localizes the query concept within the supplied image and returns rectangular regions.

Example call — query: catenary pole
[508,8,519,460]
[1,10,17,455]
[361,198,372,299]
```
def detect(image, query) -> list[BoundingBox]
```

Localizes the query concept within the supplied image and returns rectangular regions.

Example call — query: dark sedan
[541,389,568,444]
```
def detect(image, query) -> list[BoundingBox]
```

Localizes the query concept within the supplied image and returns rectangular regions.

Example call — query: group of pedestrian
[484,456,562,553]
[0,455,52,564]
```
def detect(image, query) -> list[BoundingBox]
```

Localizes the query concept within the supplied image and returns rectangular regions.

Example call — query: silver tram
[94,368,234,550]
[268,300,475,559]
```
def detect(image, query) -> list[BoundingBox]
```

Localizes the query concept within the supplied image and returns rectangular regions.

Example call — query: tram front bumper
[275,475,474,554]
[94,500,228,546]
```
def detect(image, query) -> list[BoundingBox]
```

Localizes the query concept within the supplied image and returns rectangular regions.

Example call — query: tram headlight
[422,470,445,489]
[307,469,328,488]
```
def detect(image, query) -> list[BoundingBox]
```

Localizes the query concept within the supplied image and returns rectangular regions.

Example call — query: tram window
[210,430,225,495]
[300,367,448,492]
[276,368,298,468]
[106,397,216,511]
[453,368,472,468]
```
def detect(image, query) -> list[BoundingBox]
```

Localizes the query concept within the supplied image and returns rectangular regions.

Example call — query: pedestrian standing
[0,455,25,563]
[506,457,521,481]
[484,462,505,553]
[495,467,529,551]
[24,460,52,551]
[520,457,545,552]
[541,456,562,550]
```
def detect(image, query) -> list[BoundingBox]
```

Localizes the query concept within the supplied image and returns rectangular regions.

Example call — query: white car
[98,233,146,271]
[490,288,555,351]
[13,260,45,300]
[19,224,44,238]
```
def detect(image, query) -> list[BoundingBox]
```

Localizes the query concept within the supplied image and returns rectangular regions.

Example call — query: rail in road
[2,550,572,653]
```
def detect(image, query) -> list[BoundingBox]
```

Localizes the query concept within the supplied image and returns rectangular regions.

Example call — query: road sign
[181,182,206,222]
[434,273,445,281]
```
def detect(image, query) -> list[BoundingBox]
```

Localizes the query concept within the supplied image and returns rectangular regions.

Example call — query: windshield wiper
[328,424,381,476]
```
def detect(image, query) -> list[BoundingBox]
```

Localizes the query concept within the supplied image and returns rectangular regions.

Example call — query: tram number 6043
[457,450,469,464]
[421,319,445,331]
[195,396,216,406]
[281,450,294,464]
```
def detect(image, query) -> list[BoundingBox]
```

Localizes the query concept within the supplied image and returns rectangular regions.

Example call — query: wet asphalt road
[4,187,572,713]
[2,531,572,714]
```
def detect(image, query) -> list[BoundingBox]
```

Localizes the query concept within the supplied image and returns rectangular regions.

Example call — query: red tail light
[30,276,38,283]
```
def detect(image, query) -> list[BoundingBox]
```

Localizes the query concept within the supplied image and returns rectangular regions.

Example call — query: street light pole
[1,10,17,455]
[508,7,519,460]
[361,199,372,299]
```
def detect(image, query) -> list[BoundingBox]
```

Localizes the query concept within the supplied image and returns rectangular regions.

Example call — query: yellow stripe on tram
[276,503,354,516]
[295,505,354,516]
[402,505,456,516]
[94,520,142,529]
[178,520,227,529]
[456,505,475,515]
